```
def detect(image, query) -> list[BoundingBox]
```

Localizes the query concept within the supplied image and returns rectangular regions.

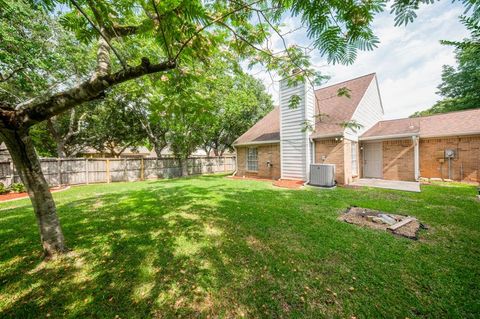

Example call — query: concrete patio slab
[350,178,421,192]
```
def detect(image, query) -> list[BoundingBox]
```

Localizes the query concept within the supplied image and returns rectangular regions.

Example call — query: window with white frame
[351,142,358,176]
[247,147,258,172]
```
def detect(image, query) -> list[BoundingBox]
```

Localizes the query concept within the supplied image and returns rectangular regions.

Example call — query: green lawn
[0,175,479,318]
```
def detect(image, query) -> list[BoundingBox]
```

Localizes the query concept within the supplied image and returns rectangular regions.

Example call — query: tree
[46,107,91,157]
[82,90,145,157]
[201,67,273,156]
[161,70,218,175]
[1,0,469,257]
[411,17,480,117]
[119,78,170,158]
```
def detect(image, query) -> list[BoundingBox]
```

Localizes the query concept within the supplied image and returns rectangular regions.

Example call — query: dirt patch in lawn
[272,179,304,189]
[339,206,427,240]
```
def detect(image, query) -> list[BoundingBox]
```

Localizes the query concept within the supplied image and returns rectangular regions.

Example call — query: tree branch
[70,0,127,69]
[150,0,173,59]
[0,66,25,82]
[173,0,262,61]
[15,58,176,128]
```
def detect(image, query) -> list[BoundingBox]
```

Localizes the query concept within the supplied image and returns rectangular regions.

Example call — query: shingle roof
[361,108,480,139]
[234,107,280,145]
[234,74,377,145]
[310,73,376,138]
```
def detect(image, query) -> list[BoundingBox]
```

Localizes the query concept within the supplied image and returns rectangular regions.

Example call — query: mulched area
[339,206,427,240]
[272,179,305,189]
[227,176,305,189]
[0,186,69,202]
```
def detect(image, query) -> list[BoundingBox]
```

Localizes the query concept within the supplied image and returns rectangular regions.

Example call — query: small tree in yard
[201,67,273,156]
[82,90,145,158]
[120,79,170,158]
[1,0,467,257]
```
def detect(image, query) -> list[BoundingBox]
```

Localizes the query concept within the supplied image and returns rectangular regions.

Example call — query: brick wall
[382,139,415,181]
[235,143,281,179]
[420,135,480,182]
[315,139,346,184]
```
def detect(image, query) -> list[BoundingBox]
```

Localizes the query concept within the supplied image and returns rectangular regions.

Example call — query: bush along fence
[0,156,236,187]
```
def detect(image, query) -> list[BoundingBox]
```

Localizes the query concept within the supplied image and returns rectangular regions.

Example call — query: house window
[247,147,258,172]
[351,142,358,176]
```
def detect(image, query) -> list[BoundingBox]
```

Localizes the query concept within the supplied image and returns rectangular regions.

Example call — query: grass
[0,175,479,318]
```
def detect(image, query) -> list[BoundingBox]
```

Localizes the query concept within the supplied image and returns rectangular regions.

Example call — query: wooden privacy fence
[0,156,236,187]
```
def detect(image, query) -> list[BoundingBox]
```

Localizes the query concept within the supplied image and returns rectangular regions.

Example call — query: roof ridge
[314,73,376,92]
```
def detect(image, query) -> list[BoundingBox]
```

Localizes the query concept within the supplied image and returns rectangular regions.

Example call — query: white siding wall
[344,77,384,141]
[279,80,315,180]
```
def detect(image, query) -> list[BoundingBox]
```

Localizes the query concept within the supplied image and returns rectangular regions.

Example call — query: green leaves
[288,94,301,110]
[337,87,352,98]
[340,120,363,133]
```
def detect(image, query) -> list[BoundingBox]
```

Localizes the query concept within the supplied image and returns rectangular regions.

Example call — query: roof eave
[310,132,344,140]
[359,133,418,141]
[420,131,480,139]
[233,140,280,146]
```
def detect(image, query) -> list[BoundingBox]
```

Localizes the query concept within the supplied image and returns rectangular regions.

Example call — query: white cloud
[246,1,469,119]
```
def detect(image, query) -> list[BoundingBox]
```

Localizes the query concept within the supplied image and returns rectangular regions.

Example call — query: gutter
[233,140,280,146]
[359,133,417,141]
[420,131,480,139]
[360,131,480,141]
[310,133,344,140]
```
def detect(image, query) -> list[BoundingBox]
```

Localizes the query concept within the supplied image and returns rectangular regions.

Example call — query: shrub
[9,183,26,193]
[0,182,8,194]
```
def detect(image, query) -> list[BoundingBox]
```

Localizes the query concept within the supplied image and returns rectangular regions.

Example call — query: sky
[246,1,470,119]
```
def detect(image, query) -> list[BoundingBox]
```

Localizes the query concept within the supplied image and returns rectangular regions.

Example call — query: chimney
[279,78,315,180]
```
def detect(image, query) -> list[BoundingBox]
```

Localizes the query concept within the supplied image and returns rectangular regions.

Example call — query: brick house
[233,73,480,184]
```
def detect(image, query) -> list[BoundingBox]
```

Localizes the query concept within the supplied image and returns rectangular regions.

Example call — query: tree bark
[180,157,189,177]
[0,128,67,257]
[154,144,164,159]
[56,141,67,158]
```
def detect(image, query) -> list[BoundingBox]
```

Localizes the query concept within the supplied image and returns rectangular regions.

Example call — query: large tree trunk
[154,145,164,159]
[180,157,189,177]
[56,141,67,158]
[0,128,67,258]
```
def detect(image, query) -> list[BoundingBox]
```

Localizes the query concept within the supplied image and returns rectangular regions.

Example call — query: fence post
[140,158,144,181]
[224,155,226,172]
[85,158,89,184]
[106,159,110,183]
[57,158,62,186]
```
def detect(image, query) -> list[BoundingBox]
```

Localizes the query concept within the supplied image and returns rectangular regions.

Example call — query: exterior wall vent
[309,164,336,187]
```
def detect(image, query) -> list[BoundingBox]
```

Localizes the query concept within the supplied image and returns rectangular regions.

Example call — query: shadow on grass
[0,176,479,318]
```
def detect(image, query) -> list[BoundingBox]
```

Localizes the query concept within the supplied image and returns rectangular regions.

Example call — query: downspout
[413,135,420,181]
[305,138,315,185]
[232,145,238,177]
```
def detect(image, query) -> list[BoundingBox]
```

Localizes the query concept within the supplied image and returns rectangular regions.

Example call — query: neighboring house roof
[361,108,480,140]
[81,146,153,155]
[234,74,377,145]
[310,73,376,139]
[234,107,280,145]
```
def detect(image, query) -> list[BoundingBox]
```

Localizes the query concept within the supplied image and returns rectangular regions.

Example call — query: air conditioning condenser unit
[309,164,336,187]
